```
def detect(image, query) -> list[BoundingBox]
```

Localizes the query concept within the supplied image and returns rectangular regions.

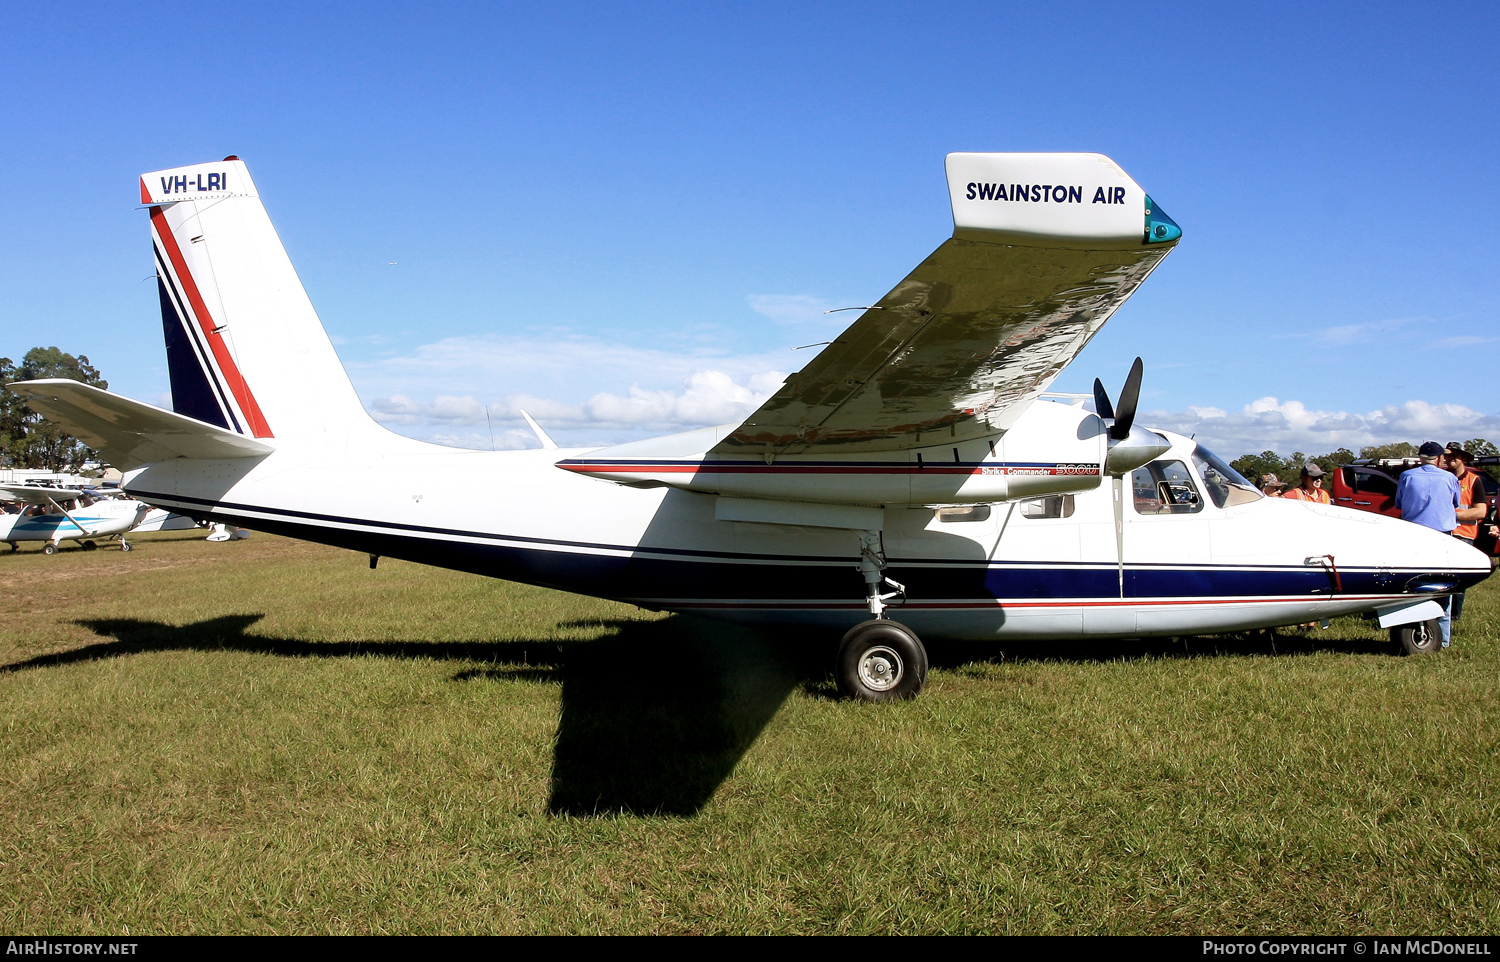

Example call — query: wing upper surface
[714,152,1178,457]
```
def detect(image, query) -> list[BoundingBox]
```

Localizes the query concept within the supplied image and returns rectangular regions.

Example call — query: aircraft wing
[0,483,84,504]
[715,152,1181,456]
[7,378,274,470]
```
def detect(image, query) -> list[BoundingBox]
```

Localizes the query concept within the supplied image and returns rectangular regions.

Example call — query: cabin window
[1019,495,1074,519]
[1131,460,1204,515]
[935,504,992,523]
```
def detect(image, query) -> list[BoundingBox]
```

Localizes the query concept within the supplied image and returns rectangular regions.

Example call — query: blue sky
[3,2,1497,455]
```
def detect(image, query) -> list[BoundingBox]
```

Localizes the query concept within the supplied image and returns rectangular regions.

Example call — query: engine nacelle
[557,398,1114,507]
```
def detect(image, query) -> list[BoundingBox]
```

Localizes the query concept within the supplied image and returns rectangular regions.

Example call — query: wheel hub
[858,645,905,692]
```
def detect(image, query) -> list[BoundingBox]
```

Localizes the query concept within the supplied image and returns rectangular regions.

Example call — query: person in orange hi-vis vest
[1443,443,1489,626]
[1443,444,1488,544]
[1283,463,1332,504]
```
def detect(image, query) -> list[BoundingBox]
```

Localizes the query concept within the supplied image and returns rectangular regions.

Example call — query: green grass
[1,532,1496,934]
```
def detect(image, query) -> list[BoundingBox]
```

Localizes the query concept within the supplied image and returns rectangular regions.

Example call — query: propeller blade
[1092,378,1115,421]
[1111,357,1144,441]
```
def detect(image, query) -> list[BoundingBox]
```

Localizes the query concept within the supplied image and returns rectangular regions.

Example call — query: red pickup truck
[1331,456,1499,555]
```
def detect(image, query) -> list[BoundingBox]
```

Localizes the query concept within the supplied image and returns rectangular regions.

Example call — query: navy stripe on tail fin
[156,275,233,430]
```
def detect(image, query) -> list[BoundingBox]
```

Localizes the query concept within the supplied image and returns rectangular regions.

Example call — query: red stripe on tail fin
[149,206,274,439]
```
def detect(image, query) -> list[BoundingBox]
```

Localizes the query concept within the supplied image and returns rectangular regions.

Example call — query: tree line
[1230,440,1500,486]
[0,347,109,473]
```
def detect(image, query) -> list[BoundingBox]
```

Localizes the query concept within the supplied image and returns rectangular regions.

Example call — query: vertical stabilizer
[142,158,373,444]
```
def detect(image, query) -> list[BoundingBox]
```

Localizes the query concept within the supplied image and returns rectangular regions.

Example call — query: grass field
[1,531,1496,934]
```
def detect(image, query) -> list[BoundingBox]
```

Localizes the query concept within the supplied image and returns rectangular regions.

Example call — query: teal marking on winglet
[1143,195,1181,245]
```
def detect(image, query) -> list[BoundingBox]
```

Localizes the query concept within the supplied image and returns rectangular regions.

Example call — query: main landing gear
[835,531,928,702]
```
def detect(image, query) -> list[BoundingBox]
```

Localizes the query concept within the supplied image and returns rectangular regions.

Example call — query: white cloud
[351,333,788,448]
[748,293,853,326]
[347,332,1500,456]
[1273,316,1433,346]
[1142,397,1500,455]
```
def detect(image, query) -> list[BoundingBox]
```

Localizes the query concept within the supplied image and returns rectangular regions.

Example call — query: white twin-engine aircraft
[10,153,1490,700]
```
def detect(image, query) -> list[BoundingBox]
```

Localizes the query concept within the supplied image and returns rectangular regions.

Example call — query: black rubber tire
[82,541,97,551]
[42,543,57,555]
[836,619,928,702]
[120,541,133,552]
[1391,617,1443,655]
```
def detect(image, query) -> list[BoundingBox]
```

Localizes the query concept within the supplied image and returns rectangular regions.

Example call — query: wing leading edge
[714,152,1179,457]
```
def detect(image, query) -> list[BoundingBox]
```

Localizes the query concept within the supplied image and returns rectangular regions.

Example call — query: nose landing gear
[1391,617,1443,655]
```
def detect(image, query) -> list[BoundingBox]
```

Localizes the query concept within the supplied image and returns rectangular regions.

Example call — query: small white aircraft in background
[0,483,152,553]
[10,153,1490,699]
[84,486,243,540]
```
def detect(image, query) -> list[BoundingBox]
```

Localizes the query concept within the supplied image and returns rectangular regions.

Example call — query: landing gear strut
[857,530,906,619]
[838,530,927,701]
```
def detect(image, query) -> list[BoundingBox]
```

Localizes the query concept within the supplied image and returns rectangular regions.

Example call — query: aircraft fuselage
[122,403,1490,642]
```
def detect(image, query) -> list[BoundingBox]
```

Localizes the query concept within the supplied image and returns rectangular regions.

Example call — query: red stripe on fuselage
[150,206,274,438]
[662,594,1401,610]
[558,462,1099,477]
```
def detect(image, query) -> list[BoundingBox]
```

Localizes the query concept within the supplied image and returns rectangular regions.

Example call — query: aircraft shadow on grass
[4,613,815,818]
[3,614,1394,816]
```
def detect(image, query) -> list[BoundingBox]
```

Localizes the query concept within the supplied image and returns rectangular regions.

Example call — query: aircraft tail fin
[7,379,273,471]
[141,158,373,443]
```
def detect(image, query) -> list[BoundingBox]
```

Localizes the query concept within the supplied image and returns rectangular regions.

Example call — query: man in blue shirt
[1395,441,1462,645]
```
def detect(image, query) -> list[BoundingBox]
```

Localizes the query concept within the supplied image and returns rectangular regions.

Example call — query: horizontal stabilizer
[8,378,273,470]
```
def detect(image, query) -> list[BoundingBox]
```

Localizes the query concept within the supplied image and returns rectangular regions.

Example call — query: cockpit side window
[1131,460,1204,515]
[1191,444,1263,508]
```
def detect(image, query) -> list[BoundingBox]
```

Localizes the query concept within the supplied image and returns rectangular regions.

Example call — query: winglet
[945,152,1179,250]
[520,410,558,450]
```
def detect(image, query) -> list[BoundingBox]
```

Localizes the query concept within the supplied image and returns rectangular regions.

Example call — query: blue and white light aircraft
[0,483,152,553]
[10,153,1490,699]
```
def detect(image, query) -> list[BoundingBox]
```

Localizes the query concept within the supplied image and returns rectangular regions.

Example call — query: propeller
[1093,356,1169,477]
[1093,356,1144,441]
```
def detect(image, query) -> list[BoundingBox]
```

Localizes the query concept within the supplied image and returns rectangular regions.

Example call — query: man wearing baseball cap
[1395,441,1463,646]
[1282,463,1331,503]
[1260,473,1286,497]
[1442,443,1490,628]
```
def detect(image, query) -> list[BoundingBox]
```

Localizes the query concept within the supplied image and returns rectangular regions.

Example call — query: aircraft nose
[1391,519,1492,592]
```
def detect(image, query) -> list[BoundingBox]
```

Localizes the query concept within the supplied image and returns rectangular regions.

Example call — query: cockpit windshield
[1192,444,1262,508]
